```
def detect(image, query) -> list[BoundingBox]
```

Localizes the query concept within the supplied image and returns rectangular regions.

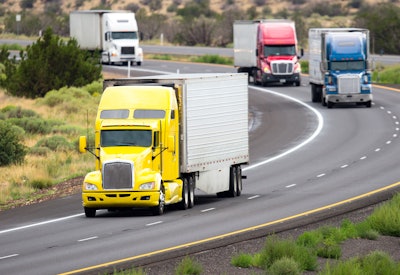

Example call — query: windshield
[111,32,138,40]
[331,61,364,71]
[101,130,152,147]
[264,45,296,56]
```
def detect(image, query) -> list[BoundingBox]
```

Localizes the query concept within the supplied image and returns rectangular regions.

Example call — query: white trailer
[70,10,143,65]
[103,73,249,196]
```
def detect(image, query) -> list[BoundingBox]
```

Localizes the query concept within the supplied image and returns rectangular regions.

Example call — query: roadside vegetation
[113,193,400,274]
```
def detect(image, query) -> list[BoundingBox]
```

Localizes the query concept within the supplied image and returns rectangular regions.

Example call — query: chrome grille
[121,47,135,55]
[271,61,294,75]
[338,75,360,94]
[103,160,134,189]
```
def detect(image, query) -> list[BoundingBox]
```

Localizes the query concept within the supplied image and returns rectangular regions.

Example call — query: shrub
[366,193,400,236]
[174,256,202,275]
[0,120,27,166]
[29,178,53,189]
[34,135,74,152]
[268,256,301,275]
[7,117,64,134]
[231,253,253,268]
[258,235,317,271]
[1,105,39,118]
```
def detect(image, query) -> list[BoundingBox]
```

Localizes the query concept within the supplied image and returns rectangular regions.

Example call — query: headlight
[84,183,98,191]
[263,67,271,73]
[140,182,155,190]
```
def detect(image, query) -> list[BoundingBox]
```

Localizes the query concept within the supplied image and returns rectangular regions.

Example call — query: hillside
[1,0,390,16]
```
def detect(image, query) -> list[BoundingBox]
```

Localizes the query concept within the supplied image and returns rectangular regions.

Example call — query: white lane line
[244,87,324,171]
[375,148,381,152]
[0,213,84,235]
[386,141,392,145]
[286,184,296,188]
[146,221,163,226]
[201,208,215,213]
[360,156,367,160]
[78,236,98,242]
[317,173,326,178]
[0,254,19,260]
[248,195,260,200]
[341,164,349,168]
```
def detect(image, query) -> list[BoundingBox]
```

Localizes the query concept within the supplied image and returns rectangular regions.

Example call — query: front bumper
[262,72,301,84]
[82,191,160,209]
[326,93,373,103]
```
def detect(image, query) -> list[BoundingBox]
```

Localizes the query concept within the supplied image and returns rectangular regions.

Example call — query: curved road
[0,60,400,275]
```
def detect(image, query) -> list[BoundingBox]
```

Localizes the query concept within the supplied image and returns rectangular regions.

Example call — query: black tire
[136,61,142,66]
[365,101,372,108]
[327,101,334,109]
[311,84,318,102]
[84,207,96,218]
[228,166,238,197]
[236,166,242,196]
[188,174,195,208]
[179,177,189,210]
[295,80,300,87]
[152,186,165,215]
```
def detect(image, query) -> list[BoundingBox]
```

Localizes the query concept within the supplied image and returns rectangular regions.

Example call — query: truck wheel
[311,84,317,102]
[188,175,195,208]
[136,62,142,66]
[228,166,238,197]
[295,81,301,87]
[365,101,372,108]
[152,186,165,215]
[84,207,96,218]
[327,101,334,108]
[179,177,189,210]
[236,166,242,196]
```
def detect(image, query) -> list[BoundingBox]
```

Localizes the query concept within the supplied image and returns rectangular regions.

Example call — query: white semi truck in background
[70,10,143,66]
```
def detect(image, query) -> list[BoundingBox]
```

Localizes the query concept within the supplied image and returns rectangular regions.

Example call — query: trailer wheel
[179,177,189,210]
[188,174,195,208]
[84,207,96,218]
[152,185,165,215]
[228,166,238,197]
[236,166,242,196]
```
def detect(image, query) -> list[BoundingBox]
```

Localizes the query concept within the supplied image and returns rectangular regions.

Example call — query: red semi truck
[234,19,303,86]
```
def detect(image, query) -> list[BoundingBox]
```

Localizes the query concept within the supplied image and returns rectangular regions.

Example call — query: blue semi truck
[308,28,373,108]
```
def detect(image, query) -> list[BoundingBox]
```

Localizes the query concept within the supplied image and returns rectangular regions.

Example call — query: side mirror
[299,48,304,59]
[79,136,87,153]
[167,136,175,152]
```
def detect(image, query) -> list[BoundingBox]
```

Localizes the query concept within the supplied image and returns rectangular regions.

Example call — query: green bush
[7,117,64,134]
[231,253,253,268]
[3,28,102,98]
[366,193,400,236]
[34,135,74,152]
[29,178,53,189]
[0,120,27,166]
[174,256,202,275]
[258,235,317,271]
[268,256,302,275]
[190,54,233,65]
[1,105,39,118]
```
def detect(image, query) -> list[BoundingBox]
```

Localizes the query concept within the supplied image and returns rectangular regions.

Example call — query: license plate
[280,79,286,83]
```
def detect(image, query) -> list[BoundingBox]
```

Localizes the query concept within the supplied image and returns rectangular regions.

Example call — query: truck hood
[266,55,298,62]
[99,146,152,169]
[112,39,139,46]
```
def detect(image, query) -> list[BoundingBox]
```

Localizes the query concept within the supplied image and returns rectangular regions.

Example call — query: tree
[3,28,102,98]
[354,3,400,54]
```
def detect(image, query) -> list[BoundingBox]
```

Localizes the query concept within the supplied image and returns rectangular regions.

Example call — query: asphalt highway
[1,60,400,275]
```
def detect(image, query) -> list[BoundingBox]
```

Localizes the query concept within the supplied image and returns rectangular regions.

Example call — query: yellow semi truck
[79,73,249,217]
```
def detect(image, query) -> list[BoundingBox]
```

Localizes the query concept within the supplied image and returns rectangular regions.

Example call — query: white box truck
[79,73,249,217]
[70,10,143,65]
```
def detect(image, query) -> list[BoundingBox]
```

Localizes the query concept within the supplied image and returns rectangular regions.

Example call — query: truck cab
[79,86,181,217]
[255,21,302,86]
